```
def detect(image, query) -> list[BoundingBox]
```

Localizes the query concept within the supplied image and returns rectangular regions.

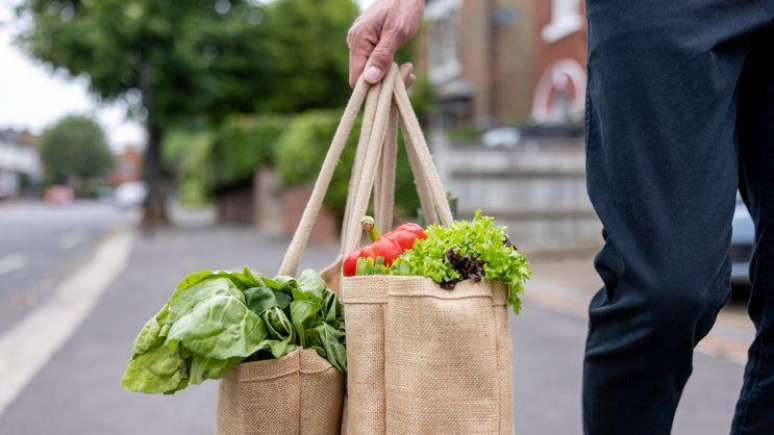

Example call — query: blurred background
[0,0,756,434]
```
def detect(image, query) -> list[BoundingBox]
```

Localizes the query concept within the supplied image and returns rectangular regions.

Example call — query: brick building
[418,0,587,127]
[531,0,586,124]
[419,0,537,128]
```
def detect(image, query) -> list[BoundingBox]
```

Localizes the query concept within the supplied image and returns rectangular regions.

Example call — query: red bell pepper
[342,216,426,276]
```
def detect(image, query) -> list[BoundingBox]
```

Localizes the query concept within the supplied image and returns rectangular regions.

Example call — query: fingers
[348,24,377,87]
[362,33,402,84]
[349,47,370,88]
[399,63,415,89]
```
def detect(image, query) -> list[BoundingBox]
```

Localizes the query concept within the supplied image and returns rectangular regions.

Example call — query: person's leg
[732,26,774,435]
[582,2,773,434]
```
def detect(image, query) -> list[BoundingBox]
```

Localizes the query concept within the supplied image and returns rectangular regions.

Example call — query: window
[425,0,461,83]
[542,0,582,43]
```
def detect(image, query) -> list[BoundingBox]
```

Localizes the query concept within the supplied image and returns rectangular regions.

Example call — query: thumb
[363,33,401,84]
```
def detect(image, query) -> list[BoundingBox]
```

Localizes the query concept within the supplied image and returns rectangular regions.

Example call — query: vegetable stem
[360,216,382,241]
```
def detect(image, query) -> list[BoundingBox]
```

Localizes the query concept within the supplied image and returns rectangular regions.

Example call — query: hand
[347,0,424,87]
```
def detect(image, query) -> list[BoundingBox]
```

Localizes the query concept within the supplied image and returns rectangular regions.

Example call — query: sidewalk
[0,225,752,435]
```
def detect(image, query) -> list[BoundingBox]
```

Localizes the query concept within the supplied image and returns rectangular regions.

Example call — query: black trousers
[584,2,774,434]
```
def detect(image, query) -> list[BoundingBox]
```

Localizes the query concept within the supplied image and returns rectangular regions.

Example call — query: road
[0,208,755,434]
[0,201,135,332]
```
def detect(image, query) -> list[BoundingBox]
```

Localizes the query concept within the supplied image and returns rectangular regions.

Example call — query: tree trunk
[140,121,170,229]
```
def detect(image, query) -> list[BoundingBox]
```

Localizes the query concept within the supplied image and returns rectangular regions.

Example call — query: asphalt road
[0,221,751,435]
[0,201,134,332]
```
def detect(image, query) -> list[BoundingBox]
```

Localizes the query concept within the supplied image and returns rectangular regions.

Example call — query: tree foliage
[39,115,113,185]
[275,110,420,220]
[16,0,359,223]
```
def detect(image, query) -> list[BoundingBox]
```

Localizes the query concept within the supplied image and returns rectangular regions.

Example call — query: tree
[259,0,358,113]
[17,0,358,226]
[17,0,269,225]
[39,115,113,191]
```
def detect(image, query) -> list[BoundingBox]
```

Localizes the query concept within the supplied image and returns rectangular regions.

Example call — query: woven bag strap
[279,63,452,276]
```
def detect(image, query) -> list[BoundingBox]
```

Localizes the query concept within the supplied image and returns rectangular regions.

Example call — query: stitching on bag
[387,293,496,301]
[237,371,297,383]
[297,367,302,433]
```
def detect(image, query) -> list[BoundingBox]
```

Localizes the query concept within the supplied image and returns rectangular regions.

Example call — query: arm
[347,0,424,87]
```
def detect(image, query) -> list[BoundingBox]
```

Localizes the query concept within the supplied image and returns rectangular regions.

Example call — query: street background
[0,0,759,434]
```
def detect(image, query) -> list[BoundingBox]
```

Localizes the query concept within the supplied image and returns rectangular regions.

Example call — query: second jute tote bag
[216,348,344,435]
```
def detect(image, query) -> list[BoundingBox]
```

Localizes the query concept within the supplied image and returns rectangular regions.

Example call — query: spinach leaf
[189,355,241,385]
[296,269,326,301]
[167,280,268,360]
[130,304,171,358]
[244,286,278,315]
[310,322,347,372]
[122,342,189,394]
[290,299,320,347]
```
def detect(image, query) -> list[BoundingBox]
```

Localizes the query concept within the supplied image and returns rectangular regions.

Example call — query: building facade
[531,0,586,124]
[418,0,587,127]
[419,0,537,128]
[0,129,41,199]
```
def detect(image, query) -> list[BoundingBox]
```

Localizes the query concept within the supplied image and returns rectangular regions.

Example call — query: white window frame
[424,0,461,84]
[542,0,583,43]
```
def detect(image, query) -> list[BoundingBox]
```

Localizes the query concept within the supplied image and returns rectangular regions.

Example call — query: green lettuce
[391,210,531,313]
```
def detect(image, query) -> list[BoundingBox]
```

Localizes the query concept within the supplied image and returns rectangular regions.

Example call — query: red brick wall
[532,0,587,123]
[417,0,537,126]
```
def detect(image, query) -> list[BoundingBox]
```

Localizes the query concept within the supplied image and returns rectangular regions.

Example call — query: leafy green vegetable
[391,211,531,313]
[308,322,347,372]
[290,299,321,347]
[122,342,189,394]
[122,268,347,395]
[189,356,242,386]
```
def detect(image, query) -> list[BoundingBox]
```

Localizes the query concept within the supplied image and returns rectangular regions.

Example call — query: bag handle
[392,72,453,226]
[373,105,399,231]
[340,66,437,256]
[339,83,383,256]
[278,76,371,276]
[279,63,452,276]
[340,64,453,254]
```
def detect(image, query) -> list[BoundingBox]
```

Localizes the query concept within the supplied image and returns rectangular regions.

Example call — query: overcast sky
[0,1,371,152]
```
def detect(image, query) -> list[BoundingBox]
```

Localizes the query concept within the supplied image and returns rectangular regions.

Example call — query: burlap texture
[342,276,513,435]
[339,276,389,434]
[216,348,344,435]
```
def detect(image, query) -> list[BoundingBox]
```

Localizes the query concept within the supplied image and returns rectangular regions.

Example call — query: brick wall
[419,0,537,127]
[532,0,587,123]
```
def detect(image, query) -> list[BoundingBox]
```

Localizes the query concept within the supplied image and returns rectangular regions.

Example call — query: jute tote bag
[213,67,386,435]
[216,348,344,435]
[278,64,514,435]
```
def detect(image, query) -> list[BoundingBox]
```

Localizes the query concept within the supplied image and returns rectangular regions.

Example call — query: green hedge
[211,114,289,190]
[275,110,420,221]
[163,130,214,207]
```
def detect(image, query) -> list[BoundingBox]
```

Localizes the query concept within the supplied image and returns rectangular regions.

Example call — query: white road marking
[0,254,26,276]
[0,230,134,418]
[58,231,86,250]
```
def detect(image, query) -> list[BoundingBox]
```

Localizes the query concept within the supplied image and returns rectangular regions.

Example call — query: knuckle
[370,47,394,65]
[391,24,411,42]
[346,26,359,46]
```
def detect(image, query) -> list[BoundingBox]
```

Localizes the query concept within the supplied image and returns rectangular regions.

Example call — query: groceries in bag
[347,210,530,313]
[121,268,345,394]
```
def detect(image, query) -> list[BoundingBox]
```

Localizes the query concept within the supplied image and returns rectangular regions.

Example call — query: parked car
[482,127,522,148]
[114,181,146,209]
[730,194,755,286]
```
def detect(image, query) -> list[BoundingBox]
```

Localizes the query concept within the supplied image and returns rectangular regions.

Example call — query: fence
[430,129,602,255]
